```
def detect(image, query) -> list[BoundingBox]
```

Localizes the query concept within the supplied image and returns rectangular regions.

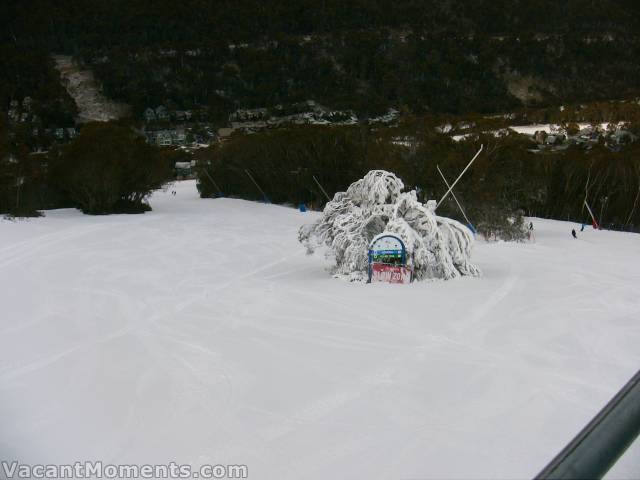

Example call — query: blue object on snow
[298,203,307,212]
[467,223,477,235]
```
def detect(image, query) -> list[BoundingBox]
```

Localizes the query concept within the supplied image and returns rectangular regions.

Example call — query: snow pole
[202,168,223,197]
[536,368,640,480]
[436,165,475,233]
[584,200,599,229]
[312,175,331,202]
[436,144,483,209]
[244,169,270,203]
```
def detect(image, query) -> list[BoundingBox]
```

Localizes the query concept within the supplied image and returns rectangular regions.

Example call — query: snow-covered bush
[473,206,530,242]
[299,170,480,281]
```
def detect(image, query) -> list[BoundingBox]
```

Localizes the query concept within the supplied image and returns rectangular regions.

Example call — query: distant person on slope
[572,229,577,239]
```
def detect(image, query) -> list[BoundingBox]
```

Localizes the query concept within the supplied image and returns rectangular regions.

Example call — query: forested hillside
[2,1,640,120]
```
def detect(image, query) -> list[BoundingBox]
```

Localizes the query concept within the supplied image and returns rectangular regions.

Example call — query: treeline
[89,33,521,118]
[196,127,374,206]
[195,125,640,231]
[0,44,76,126]
[80,32,640,122]
[0,121,172,216]
[4,1,640,50]
[3,1,640,120]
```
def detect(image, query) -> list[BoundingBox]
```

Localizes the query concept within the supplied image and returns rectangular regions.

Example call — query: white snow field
[1,180,639,479]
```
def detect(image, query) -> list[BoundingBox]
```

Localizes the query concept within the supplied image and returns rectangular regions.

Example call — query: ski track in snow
[0,180,639,479]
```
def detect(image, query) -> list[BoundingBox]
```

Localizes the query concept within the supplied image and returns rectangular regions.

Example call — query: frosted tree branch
[299,170,480,281]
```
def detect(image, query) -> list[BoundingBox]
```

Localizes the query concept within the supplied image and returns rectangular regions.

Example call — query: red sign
[371,263,412,284]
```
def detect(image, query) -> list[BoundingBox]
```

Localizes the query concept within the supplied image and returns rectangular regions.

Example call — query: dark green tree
[50,122,171,214]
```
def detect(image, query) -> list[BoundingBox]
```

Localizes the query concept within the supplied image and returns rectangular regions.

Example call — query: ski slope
[1,180,639,479]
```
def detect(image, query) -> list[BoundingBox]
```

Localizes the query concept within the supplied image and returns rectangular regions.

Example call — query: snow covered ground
[1,180,638,479]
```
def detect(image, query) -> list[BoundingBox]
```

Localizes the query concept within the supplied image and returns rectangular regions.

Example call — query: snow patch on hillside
[54,55,130,123]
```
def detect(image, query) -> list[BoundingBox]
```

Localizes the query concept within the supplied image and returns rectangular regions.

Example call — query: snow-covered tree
[299,170,480,281]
